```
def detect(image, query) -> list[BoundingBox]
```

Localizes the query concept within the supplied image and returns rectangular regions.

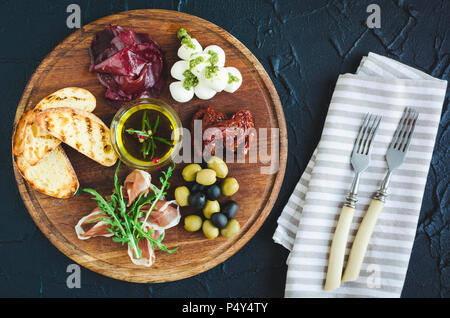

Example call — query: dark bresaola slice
[89,25,164,106]
[110,29,139,51]
[113,63,158,95]
[98,73,133,101]
[92,46,148,76]
[89,25,123,65]
[135,32,161,50]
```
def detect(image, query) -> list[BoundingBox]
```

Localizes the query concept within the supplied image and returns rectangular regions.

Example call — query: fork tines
[354,113,382,155]
[391,108,419,152]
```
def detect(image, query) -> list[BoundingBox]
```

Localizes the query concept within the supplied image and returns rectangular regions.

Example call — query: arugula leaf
[132,222,178,254]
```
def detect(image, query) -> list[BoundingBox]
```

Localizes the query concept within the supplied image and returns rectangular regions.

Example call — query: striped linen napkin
[273,52,448,298]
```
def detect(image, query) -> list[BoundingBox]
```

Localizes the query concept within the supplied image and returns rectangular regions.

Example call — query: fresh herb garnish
[177,28,195,49]
[125,111,173,160]
[228,72,239,84]
[81,161,178,259]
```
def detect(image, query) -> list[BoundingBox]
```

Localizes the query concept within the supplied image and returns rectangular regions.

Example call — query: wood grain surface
[12,9,287,283]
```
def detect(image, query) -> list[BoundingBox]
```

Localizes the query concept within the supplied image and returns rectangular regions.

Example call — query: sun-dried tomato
[191,106,255,157]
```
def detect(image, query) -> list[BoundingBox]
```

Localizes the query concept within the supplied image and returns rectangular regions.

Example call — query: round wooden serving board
[12,9,287,283]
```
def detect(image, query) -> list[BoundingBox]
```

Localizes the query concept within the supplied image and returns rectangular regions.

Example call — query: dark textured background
[0,0,448,298]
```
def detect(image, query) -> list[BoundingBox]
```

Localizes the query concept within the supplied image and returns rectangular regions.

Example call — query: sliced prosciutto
[123,169,152,206]
[143,200,181,231]
[75,207,113,240]
[75,167,180,267]
[128,223,164,267]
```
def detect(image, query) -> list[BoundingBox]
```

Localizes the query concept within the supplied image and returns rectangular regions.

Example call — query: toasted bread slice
[13,109,66,166]
[12,110,33,157]
[34,87,96,112]
[34,107,117,167]
[12,87,96,166]
[15,146,79,199]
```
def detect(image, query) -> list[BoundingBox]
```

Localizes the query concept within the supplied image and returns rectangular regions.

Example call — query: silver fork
[324,113,382,291]
[342,108,419,282]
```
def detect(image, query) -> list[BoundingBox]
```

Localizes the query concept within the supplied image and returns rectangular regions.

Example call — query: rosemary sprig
[125,112,173,160]
[153,114,160,133]
[153,136,173,146]
[126,128,151,138]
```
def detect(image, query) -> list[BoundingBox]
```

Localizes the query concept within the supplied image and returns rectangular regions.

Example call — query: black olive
[210,212,228,229]
[206,184,221,201]
[190,182,207,194]
[188,192,206,210]
[222,200,239,219]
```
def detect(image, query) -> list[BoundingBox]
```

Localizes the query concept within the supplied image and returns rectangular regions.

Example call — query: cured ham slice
[75,168,179,267]
[128,200,180,266]
[144,200,181,231]
[128,223,164,267]
[123,169,152,206]
[75,207,113,240]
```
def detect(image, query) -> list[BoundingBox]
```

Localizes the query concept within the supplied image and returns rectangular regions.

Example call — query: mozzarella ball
[194,81,217,100]
[177,38,202,60]
[169,81,194,103]
[200,66,228,92]
[224,67,242,93]
[170,60,190,81]
[203,45,226,67]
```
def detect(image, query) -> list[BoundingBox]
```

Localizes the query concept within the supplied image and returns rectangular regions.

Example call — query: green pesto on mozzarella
[224,67,242,93]
[170,60,190,81]
[169,81,194,103]
[203,45,225,67]
[177,29,202,61]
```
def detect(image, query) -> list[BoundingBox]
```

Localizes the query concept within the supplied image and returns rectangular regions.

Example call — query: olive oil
[113,102,181,168]
[122,108,173,161]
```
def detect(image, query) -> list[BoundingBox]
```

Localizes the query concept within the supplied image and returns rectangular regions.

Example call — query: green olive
[182,164,202,182]
[196,169,217,186]
[203,200,220,219]
[221,177,239,196]
[221,219,240,238]
[202,220,219,239]
[184,215,203,232]
[207,156,228,178]
[175,186,190,207]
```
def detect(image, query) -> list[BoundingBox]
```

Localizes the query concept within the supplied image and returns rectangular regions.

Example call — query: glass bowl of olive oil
[110,98,182,170]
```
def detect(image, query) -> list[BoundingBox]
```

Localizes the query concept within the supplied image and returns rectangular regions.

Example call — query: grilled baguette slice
[12,110,33,157]
[35,87,96,111]
[12,87,96,166]
[14,146,79,199]
[34,107,117,167]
